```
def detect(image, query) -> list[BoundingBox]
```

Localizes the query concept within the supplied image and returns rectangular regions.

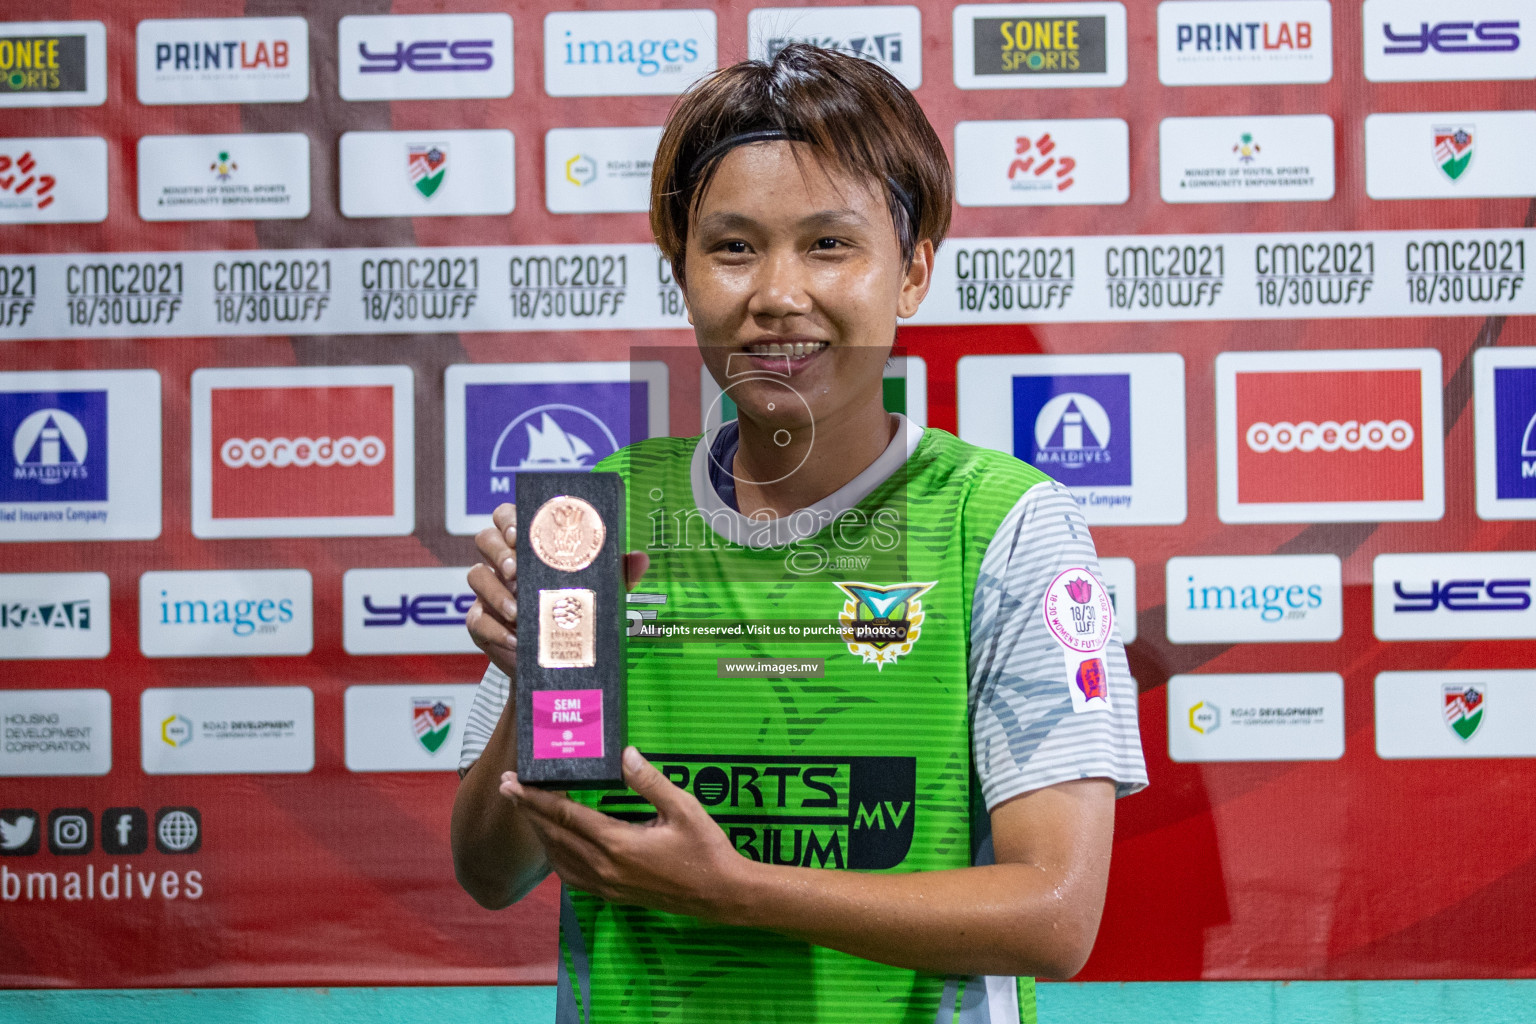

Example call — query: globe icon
[157,810,199,852]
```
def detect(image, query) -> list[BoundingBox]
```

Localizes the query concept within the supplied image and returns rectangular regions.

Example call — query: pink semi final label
[531,689,604,760]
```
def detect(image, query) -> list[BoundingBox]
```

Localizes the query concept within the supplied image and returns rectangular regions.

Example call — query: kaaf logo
[835,581,935,670]
[1383,21,1520,54]
[598,754,917,870]
[340,14,513,101]
[1217,350,1443,524]
[1,390,105,503]
[1012,374,1130,486]
[749,6,923,87]
[192,366,412,539]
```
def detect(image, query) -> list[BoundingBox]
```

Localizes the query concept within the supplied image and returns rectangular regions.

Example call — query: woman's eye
[813,237,842,250]
[717,240,749,254]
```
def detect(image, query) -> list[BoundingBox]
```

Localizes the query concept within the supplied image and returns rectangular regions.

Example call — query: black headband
[683,128,919,235]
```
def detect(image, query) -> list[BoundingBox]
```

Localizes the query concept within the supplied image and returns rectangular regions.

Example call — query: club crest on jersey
[834,581,935,671]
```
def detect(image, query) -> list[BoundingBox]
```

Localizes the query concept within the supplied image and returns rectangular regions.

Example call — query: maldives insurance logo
[1216,350,1444,523]
[191,366,413,538]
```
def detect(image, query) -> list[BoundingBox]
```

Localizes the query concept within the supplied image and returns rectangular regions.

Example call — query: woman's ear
[897,239,936,319]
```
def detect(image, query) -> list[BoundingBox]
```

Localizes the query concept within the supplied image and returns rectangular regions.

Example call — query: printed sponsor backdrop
[0,0,1532,992]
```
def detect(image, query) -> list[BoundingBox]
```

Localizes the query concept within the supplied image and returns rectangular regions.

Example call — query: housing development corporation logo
[1217,350,1443,523]
[340,13,513,101]
[1013,374,1131,487]
[1157,1,1331,85]
[1444,684,1485,742]
[192,366,412,538]
[136,17,308,104]
[543,10,717,97]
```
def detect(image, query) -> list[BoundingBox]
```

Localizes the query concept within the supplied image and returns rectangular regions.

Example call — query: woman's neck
[729,395,898,519]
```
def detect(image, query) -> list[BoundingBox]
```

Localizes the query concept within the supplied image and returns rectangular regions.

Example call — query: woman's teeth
[746,341,829,358]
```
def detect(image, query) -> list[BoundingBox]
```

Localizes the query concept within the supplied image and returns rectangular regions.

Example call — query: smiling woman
[454,43,1147,1024]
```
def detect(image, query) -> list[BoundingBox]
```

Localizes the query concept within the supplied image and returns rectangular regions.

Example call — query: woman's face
[682,141,933,434]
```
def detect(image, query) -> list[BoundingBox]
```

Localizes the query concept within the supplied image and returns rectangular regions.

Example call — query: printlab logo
[973,14,1108,76]
[1494,367,1536,500]
[835,581,934,671]
[1008,132,1076,193]
[1434,126,1474,182]
[0,810,39,855]
[408,144,446,198]
[1012,374,1131,487]
[210,149,236,181]
[136,17,308,105]
[0,151,56,211]
[463,381,639,515]
[412,698,453,754]
[1444,684,1485,742]
[1188,701,1219,734]
[2,391,106,503]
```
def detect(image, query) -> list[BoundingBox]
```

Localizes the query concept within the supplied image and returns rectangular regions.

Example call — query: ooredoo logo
[191,366,413,538]
[1217,350,1444,523]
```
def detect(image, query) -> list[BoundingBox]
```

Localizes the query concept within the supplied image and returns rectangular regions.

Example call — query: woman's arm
[502,748,1115,979]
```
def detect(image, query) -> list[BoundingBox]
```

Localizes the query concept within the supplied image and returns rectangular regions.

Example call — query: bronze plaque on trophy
[515,471,626,788]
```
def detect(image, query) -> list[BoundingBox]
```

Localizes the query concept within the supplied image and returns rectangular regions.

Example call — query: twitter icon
[0,810,40,857]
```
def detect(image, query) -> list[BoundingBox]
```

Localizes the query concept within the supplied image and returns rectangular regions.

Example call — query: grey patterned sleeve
[457,661,512,778]
[969,480,1149,810]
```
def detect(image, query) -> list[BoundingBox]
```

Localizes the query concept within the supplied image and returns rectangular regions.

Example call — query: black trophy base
[514,471,626,789]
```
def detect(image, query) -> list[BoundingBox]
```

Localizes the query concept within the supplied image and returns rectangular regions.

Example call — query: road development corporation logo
[445,362,668,535]
[137,133,310,222]
[1216,349,1444,523]
[1473,349,1536,519]
[748,6,923,88]
[0,21,107,107]
[342,566,479,655]
[344,684,479,772]
[1434,126,1474,181]
[1157,1,1332,85]
[953,119,1129,207]
[191,366,413,539]
[1365,112,1536,200]
[1042,568,1114,712]
[1168,673,1344,762]
[1160,114,1335,203]
[141,687,314,775]
[0,689,111,778]
[0,572,110,660]
[1373,552,1536,642]
[1166,554,1342,644]
[835,582,934,671]
[1364,0,1533,82]
[136,17,309,105]
[339,13,513,100]
[339,130,514,218]
[139,569,314,657]
[545,127,662,214]
[0,138,107,224]
[544,10,717,97]
[1444,685,1485,742]
[954,3,1127,89]
[0,371,161,542]
[957,353,1187,526]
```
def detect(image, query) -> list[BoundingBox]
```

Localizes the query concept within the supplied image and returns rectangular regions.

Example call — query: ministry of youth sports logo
[834,582,935,671]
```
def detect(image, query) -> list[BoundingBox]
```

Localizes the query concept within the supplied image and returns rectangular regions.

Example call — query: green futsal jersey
[461,419,1147,1024]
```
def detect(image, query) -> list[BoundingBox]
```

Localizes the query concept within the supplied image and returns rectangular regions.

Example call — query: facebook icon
[100,807,148,855]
